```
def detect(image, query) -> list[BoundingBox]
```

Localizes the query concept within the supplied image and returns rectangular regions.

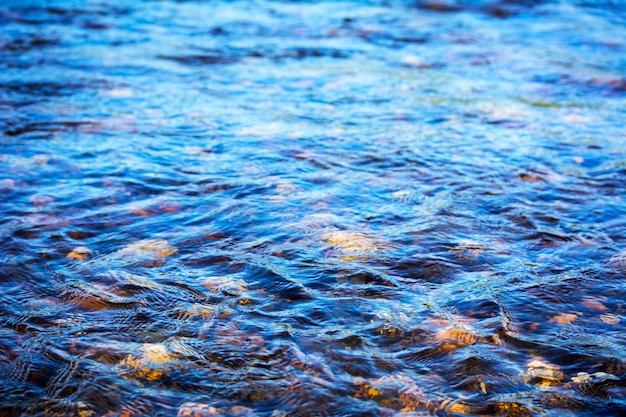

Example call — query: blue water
[1,1,626,416]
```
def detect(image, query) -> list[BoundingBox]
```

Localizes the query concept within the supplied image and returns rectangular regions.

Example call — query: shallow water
[1,0,626,416]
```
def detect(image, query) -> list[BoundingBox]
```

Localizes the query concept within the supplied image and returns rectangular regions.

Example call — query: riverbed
[1,1,625,416]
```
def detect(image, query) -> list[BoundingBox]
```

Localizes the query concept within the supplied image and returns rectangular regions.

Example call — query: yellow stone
[448,403,472,415]
[600,314,620,324]
[119,343,177,381]
[67,247,93,261]
[522,357,564,385]
[550,313,579,325]
[322,229,378,255]
[142,343,175,364]
[77,402,94,417]
[118,239,178,258]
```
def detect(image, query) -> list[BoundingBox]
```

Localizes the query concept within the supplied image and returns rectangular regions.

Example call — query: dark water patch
[4,120,95,137]
[533,73,626,97]
[1,4,133,26]
[158,53,241,66]
[0,34,60,52]
[414,0,549,17]
[0,80,111,103]
[159,46,351,67]
[390,255,459,283]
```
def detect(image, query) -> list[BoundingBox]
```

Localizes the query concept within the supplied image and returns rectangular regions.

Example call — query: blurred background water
[1,0,625,416]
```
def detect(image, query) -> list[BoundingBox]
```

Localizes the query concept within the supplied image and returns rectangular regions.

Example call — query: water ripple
[1,0,626,416]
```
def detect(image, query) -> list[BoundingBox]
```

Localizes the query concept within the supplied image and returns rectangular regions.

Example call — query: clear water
[1,0,625,416]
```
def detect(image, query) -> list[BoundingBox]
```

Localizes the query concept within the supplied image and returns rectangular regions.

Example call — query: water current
[1,0,626,416]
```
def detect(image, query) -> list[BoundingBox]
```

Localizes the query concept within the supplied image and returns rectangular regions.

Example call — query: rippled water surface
[1,0,626,415]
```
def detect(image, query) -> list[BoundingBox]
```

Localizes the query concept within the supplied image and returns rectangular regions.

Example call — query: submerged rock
[177,403,257,417]
[322,228,380,260]
[600,314,620,324]
[177,403,220,417]
[609,250,626,269]
[521,358,564,386]
[67,246,93,261]
[119,343,179,381]
[110,239,178,267]
[117,239,178,258]
[354,375,432,412]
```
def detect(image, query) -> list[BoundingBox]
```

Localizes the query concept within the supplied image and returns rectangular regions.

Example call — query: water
[1,0,626,415]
